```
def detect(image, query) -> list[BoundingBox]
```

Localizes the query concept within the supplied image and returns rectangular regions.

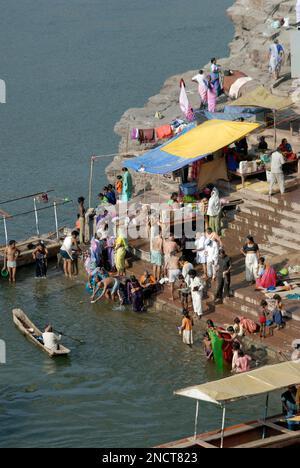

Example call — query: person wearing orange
[178,309,194,346]
[116,175,123,198]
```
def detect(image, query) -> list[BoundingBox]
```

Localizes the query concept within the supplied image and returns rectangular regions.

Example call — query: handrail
[0,189,55,206]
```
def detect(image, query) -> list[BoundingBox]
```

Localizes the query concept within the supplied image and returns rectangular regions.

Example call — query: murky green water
[0,265,280,448]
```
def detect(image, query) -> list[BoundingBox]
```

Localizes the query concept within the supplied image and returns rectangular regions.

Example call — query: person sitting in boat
[279,138,297,161]
[42,325,61,351]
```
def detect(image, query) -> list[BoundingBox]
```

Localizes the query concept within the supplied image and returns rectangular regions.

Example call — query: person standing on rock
[269,148,285,196]
[268,39,285,80]
[121,167,133,202]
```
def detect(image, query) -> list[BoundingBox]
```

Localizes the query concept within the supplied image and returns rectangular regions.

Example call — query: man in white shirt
[189,269,205,318]
[205,239,219,281]
[269,149,285,196]
[42,325,61,351]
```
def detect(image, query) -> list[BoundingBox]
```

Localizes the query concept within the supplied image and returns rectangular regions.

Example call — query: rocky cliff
[106,0,298,193]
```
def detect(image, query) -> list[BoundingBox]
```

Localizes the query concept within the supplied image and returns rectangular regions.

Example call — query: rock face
[106,0,298,195]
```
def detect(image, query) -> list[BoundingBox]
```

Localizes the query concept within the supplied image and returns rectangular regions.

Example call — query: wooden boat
[12,308,71,357]
[158,361,300,449]
[0,227,67,269]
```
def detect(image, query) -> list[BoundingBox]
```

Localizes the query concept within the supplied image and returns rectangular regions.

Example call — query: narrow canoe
[12,308,71,358]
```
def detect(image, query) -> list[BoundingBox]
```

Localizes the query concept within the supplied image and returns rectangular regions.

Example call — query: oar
[54,329,86,344]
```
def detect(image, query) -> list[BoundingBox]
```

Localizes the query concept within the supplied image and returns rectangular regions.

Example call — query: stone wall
[106,0,298,196]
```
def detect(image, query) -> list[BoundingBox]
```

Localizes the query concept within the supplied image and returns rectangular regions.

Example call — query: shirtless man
[91,276,120,303]
[168,251,181,301]
[2,240,20,283]
[163,236,180,276]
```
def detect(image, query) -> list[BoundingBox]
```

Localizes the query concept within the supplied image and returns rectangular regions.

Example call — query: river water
[0,0,279,448]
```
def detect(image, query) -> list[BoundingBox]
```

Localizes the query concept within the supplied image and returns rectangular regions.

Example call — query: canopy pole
[33,198,40,237]
[220,405,226,449]
[273,110,277,148]
[3,216,8,246]
[88,157,94,209]
[262,393,270,440]
[53,202,59,241]
[194,400,199,440]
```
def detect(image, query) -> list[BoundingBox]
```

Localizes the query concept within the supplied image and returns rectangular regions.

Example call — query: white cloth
[61,235,72,253]
[169,269,180,283]
[190,277,204,316]
[229,77,253,99]
[183,330,194,345]
[297,0,300,25]
[192,73,206,85]
[245,253,258,282]
[269,43,279,72]
[269,172,285,195]
[271,151,285,173]
[207,188,221,217]
[205,240,219,278]
[205,240,219,264]
[179,81,190,116]
[42,332,61,351]
[182,262,193,286]
[195,236,209,264]
[296,0,300,26]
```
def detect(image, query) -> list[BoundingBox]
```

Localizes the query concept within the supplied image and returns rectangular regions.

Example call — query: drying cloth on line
[155,124,173,140]
[138,129,155,144]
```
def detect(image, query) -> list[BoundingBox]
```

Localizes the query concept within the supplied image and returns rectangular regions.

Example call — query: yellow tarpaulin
[228,86,293,111]
[163,120,260,159]
[175,361,300,405]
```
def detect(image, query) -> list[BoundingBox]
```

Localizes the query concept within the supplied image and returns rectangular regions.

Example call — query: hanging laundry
[155,124,173,140]
[131,128,139,140]
[179,79,190,116]
[138,129,155,144]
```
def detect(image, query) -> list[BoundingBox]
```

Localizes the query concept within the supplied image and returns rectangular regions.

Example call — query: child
[259,300,269,338]
[116,176,123,198]
[178,274,190,309]
[178,309,194,347]
[203,332,213,360]
[257,257,266,279]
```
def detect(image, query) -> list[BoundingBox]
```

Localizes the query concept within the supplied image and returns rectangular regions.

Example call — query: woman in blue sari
[210,58,222,97]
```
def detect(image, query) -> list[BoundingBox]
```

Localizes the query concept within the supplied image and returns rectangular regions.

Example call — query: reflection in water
[0,266,280,448]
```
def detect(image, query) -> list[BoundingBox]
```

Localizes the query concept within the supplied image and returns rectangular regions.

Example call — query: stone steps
[228,291,300,324]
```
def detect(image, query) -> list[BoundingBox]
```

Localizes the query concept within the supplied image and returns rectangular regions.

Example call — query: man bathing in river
[2,240,20,283]
[91,276,120,303]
